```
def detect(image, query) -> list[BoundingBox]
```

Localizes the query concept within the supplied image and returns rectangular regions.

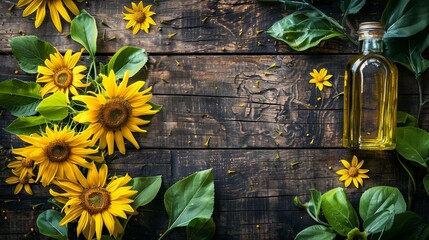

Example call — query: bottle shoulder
[346,52,397,71]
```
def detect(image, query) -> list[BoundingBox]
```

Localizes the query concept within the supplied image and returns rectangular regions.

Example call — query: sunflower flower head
[5,172,35,195]
[309,68,333,91]
[7,156,36,179]
[37,48,89,103]
[336,155,369,188]
[50,163,137,240]
[123,1,156,34]
[17,0,80,32]
[73,70,160,155]
[12,125,103,186]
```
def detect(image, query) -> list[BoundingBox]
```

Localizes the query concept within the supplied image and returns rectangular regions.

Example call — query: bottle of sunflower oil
[343,22,398,150]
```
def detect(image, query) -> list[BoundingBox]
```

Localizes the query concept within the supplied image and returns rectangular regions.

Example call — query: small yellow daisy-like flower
[50,163,137,240]
[73,70,159,155]
[336,155,369,188]
[13,125,102,186]
[37,48,89,103]
[309,68,333,91]
[7,156,36,179]
[123,1,156,34]
[17,0,80,32]
[5,172,35,195]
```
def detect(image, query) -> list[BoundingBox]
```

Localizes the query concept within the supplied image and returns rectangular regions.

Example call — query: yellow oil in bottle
[343,22,398,150]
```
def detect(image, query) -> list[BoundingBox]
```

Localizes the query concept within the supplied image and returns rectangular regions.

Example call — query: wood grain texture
[0,0,386,54]
[0,149,412,239]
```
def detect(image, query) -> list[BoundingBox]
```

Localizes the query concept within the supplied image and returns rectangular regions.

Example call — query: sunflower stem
[396,153,415,210]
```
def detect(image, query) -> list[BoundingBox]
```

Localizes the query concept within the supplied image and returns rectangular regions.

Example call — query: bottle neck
[359,38,383,54]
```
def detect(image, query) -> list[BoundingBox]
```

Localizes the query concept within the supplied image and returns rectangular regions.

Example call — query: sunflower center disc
[82,188,111,214]
[22,158,35,168]
[47,141,70,162]
[348,167,358,177]
[54,68,73,88]
[20,176,29,184]
[100,99,131,131]
[134,11,146,23]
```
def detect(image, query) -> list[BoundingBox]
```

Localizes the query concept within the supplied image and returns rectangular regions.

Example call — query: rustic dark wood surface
[0,0,428,239]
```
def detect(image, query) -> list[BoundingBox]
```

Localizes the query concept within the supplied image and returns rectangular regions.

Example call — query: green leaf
[186,218,215,240]
[6,100,41,117]
[359,186,406,234]
[382,0,429,38]
[363,210,394,234]
[9,36,56,74]
[306,188,322,220]
[36,210,68,240]
[384,25,429,79]
[339,0,366,16]
[294,225,336,240]
[107,46,148,79]
[129,176,162,209]
[396,127,429,167]
[36,92,68,121]
[375,211,429,240]
[267,10,344,51]
[424,174,429,196]
[321,188,359,236]
[0,79,41,110]
[359,186,406,221]
[71,10,97,58]
[5,116,47,135]
[160,168,215,239]
[397,111,418,127]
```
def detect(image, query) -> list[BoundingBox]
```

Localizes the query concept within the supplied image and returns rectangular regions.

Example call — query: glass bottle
[343,22,398,150]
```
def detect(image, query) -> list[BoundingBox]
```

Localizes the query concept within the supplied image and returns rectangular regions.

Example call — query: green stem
[416,76,423,126]
[397,154,416,210]
[306,208,330,227]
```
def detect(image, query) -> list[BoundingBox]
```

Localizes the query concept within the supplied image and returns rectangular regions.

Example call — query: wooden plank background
[0,0,428,239]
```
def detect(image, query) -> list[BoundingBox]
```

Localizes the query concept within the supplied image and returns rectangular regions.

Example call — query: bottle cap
[358,22,384,40]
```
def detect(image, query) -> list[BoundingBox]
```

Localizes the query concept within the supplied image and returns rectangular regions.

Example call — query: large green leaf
[129,176,162,209]
[359,186,406,221]
[0,79,41,108]
[384,25,429,79]
[186,218,215,240]
[36,210,68,240]
[71,10,97,58]
[9,36,56,74]
[359,186,406,234]
[267,10,344,51]
[339,0,366,16]
[382,0,429,38]
[321,188,359,236]
[160,168,214,239]
[5,116,47,135]
[424,174,429,196]
[374,211,429,240]
[6,100,41,117]
[396,127,429,167]
[36,92,68,121]
[294,225,336,240]
[107,46,148,79]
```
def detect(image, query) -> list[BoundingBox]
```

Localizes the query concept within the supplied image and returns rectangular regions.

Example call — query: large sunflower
[123,1,156,34]
[73,70,159,155]
[13,125,102,186]
[37,48,89,102]
[17,0,80,32]
[50,163,137,240]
